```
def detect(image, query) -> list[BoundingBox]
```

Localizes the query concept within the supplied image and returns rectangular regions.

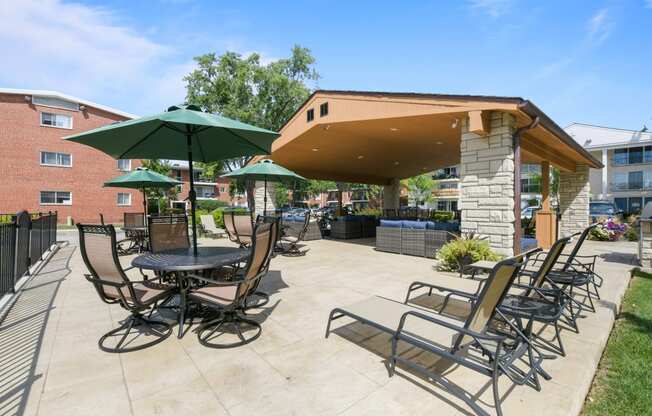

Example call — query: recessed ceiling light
[436,141,443,145]
[357,155,364,159]
[390,127,399,132]
[394,161,400,165]
[312,148,319,152]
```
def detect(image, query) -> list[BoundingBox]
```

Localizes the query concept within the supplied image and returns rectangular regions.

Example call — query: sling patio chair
[148,214,190,253]
[279,211,310,256]
[223,210,254,248]
[326,257,544,416]
[200,214,226,239]
[186,219,278,348]
[411,236,573,358]
[77,224,175,353]
[117,212,147,254]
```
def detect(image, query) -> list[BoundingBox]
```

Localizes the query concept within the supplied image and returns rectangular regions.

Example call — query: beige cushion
[130,281,174,305]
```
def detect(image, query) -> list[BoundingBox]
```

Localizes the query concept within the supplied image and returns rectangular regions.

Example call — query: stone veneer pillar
[254,180,276,217]
[383,178,400,210]
[558,165,590,237]
[459,112,517,256]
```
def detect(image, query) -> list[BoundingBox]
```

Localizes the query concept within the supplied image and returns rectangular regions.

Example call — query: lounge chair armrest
[406,281,477,300]
[396,310,506,344]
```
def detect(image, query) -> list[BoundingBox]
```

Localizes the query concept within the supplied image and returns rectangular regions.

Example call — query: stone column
[558,164,590,236]
[459,112,516,256]
[383,178,400,210]
[254,180,276,217]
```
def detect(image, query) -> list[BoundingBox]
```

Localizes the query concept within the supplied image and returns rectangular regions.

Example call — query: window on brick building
[40,191,72,205]
[117,193,131,206]
[40,112,72,129]
[40,151,72,167]
[117,159,131,171]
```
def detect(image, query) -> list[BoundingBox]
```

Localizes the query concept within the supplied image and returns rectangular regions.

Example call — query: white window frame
[40,151,72,168]
[117,192,132,206]
[40,191,72,206]
[40,112,73,129]
[117,159,132,171]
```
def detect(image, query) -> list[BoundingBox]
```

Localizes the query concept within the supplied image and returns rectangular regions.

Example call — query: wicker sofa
[330,215,377,239]
[375,220,458,258]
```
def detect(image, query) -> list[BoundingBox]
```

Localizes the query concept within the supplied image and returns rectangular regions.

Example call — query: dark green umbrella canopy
[221,159,307,183]
[222,159,306,215]
[104,167,182,189]
[65,104,279,255]
[64,105,278,161]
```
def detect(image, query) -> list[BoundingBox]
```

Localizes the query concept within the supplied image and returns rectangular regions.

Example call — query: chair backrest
[529,236,571,289]
[77,224,131,303]
[236,220,278,299]
[296,211,311,240]
[233,212,253,237]
[148,215,190,253]
[223,211,238,243]
[124,212,145,228]
[455,257,522,350]
[561,224,597,271]
[200,215,218,232]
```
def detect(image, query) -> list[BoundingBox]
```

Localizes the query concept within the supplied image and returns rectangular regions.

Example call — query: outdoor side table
[132,246,250,338]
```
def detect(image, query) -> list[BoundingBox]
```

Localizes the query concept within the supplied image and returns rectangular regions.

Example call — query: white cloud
[587,8,612,45]
[467,0,514,18]
[0,0,192,115]
[533,58,574,80]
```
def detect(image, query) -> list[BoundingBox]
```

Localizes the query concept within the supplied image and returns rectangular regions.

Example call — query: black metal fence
[0,211,57,297]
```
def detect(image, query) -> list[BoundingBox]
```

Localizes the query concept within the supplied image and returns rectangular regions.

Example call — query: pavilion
[254,90,602,255]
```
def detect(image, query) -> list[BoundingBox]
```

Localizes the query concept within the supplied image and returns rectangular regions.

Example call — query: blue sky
[1,0,651,129]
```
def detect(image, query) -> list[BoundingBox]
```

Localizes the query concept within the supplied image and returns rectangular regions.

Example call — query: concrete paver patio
[0,234,637,416]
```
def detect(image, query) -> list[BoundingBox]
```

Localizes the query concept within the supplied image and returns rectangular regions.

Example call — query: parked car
[521,206,540,220]
[589,201,622,223]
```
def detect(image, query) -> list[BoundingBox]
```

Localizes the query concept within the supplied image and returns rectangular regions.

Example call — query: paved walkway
[0,237,637,416]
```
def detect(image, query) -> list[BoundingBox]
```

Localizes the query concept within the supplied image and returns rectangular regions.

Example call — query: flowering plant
[590,218,628,241]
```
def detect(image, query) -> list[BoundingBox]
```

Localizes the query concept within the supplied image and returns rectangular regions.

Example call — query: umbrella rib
[223,127,272,155]
[117,124,166,159]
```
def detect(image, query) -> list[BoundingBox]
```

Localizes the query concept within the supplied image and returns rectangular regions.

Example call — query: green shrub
[624,227,639,242]
[431,211,455,222]
[436,233,500,274]
[589,226,611,241]
[197,199,229,211]
[211,207,249,229]
[355,207,382,217]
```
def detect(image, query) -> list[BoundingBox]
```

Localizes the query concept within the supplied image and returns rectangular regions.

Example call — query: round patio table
[132,246,250,337]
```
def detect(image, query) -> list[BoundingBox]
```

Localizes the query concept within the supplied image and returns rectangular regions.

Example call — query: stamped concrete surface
[0,235,636,416]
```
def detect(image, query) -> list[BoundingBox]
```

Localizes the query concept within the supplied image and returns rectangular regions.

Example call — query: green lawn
[582,270,652,415]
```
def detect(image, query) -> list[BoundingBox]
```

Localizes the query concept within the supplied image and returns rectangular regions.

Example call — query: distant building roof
[0,87,137,119]
[565,122,652,149]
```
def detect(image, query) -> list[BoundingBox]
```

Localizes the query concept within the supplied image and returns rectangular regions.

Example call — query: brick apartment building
[0,88,142,224]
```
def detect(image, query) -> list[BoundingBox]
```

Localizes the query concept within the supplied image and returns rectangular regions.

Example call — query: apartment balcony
[432,188,459,198]
[609,183,652,192]
[432,173,459,180]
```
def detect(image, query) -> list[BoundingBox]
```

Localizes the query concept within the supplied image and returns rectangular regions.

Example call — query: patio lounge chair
[200,214,226,239]
[148,214,190,253]
[77,224,175,353]
[187,219,278,348]
[279,211,310,256]
[326,257,543,416]
[223,211,254,248]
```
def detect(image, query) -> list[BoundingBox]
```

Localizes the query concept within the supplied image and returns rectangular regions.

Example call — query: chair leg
[197,311,261,349]
[98,313,172,353]
[244,291,269,310]
[492,372,503,416]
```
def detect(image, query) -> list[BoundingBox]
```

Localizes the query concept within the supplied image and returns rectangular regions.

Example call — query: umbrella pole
[142,187,147,219]
[186,130,198,256]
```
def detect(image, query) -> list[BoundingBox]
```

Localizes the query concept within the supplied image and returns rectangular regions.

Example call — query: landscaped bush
[436,232,500,274]
[211,207,249,228]
[356,207,382,217]
[589,218,628,241]
[197,199,229,211]
[431,211,455,222]
[624,226,639,242]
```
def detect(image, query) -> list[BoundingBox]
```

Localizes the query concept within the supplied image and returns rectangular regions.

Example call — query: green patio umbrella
[65,104,279,255]
[104,167,182,218]
[221,159,307,215]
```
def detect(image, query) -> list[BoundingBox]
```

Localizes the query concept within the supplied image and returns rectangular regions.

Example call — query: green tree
[140,159,178,200]
[405,174,434,206]
[185,45,319,172]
